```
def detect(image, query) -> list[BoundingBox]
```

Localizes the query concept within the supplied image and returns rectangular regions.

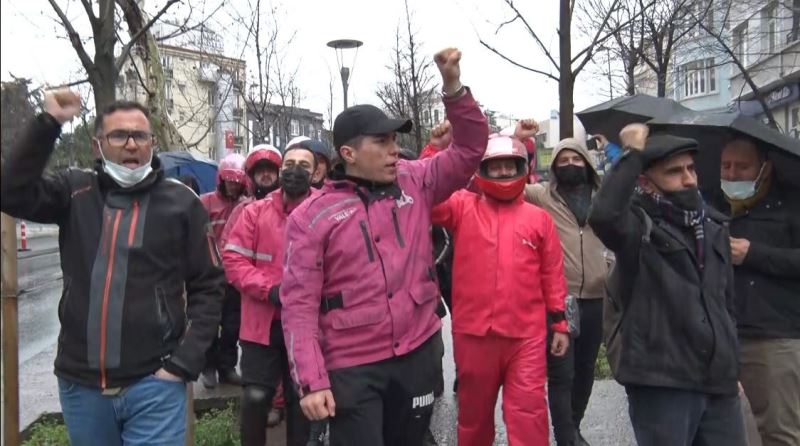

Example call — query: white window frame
[681,58,717,98]
[734,25,749,67]
[290,119,300,136]
[763,4,780,53]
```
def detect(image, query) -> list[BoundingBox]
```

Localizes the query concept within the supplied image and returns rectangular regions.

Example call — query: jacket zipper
[391,208,406,248]
[100,209,123,389]
[359,221,375,262]
[127,200,140,246]
[578,228,586,299]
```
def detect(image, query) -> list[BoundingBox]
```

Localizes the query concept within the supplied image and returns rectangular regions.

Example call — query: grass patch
[22,402,242,446]
[194,402,241,446]
[594,343,613,380]
[22,417,69,446]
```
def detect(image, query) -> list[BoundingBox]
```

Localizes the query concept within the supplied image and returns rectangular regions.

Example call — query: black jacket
[0,114,224,389]
[713,184,800,339]
[589,150,739,395]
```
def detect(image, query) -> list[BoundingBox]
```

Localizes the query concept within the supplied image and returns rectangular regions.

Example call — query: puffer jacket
[281,90,488,396]
[525,139,609,300]
[432,191,569,338]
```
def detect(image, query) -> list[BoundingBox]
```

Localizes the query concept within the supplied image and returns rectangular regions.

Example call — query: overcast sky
[0,0,613,125]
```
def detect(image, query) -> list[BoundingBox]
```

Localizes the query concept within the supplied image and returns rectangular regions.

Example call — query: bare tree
[376,0,436,152]
[689,0,797,130]
[479,0,636,138]
[117,0,186,149]
[232,0,303,148]
[580,0,647,96]
[634,0,714,97]
[45,0,179,121]
[1,79,36,157]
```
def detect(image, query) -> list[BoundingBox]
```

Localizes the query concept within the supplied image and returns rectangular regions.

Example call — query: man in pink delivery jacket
[280,47,488,445]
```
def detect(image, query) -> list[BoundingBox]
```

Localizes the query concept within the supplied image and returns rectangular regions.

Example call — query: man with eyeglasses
[0,91,224,445]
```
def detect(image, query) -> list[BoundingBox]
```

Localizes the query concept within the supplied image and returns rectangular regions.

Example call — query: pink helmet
[473,134,529,201]
[217,153,247,185]
[245,144,282,174]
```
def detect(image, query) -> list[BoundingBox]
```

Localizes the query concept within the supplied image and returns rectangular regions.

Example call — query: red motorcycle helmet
[245,144,282,174]
[472,134,529,201]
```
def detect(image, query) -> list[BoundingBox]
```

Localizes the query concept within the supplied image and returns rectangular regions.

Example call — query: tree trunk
[656,69,667,97]
[117,0,185,150]
[559,0,574,139]
[142,33,186,150]
[92,74,118,118]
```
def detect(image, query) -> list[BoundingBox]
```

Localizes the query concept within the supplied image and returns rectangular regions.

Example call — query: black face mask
[663,187,703,211]
[554,165,588,187]
[280,166,311,199]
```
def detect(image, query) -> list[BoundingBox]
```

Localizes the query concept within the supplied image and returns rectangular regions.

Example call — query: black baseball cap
[333,105,413,150]
[642,134,699,168]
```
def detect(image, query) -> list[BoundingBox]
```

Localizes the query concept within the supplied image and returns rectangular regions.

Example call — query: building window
[693,0,714,34]
[208,87,215,107]
[290,119,300,136]
[762,4,780,53]
[434,109,440,124]
[681,58,716,98]
[790,107,799,139]
[308,123,315,137]
[733,25,749,66]
[423,110,430,125]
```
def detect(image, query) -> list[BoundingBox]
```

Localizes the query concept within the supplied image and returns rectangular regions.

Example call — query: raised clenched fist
[44,89,82,125]
[619,123,649,151]
[514,119,539,141]
[434,48,462,95]
[429,120,452,149]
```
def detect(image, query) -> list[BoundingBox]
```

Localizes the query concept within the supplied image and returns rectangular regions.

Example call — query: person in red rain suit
[432,133,570,446]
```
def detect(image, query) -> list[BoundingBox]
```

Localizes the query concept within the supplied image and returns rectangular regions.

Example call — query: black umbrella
[577,94,692,145]
[648,110,800,192]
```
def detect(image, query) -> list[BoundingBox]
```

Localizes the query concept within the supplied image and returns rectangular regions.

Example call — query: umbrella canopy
[158,151,219,194]
[577,94,692,145]
[649,110,800,193]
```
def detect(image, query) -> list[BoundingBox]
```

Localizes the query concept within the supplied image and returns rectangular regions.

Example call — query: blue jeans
[626,385,747,446]
[58,375,186,446]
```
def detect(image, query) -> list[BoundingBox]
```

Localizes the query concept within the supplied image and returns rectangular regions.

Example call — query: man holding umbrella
[718,137,800,446]
[589,123,744,446]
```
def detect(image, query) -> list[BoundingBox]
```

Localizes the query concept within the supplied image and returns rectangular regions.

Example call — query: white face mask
[720,163,765,201]
[98,146,154,188]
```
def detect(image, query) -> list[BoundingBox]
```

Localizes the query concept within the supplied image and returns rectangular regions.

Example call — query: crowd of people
[0,44,797,446]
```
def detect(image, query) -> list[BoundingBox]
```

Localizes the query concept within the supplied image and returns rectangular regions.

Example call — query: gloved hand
[268,285,281,308]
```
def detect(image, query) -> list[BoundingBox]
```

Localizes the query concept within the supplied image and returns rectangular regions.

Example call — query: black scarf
[636,186,706,269]
[558,183,592,227]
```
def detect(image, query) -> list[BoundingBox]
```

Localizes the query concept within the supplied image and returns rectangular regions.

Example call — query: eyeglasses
[103,130,154,148]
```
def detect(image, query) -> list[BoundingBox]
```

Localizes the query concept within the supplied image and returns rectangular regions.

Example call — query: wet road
[17,233,62,364]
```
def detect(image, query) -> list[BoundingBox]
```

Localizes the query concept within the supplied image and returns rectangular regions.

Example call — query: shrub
[594,343,613,380]
[22,418,69,446]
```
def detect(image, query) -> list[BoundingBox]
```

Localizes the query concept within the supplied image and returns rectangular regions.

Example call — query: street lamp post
[327,39,363,110]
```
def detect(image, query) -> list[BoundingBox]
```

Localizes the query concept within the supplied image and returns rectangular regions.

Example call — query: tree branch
[79,0,99,32]
[47,0,96,74]
[115,0,181,73]
[499,0,561,71]
[479,39,560,81]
